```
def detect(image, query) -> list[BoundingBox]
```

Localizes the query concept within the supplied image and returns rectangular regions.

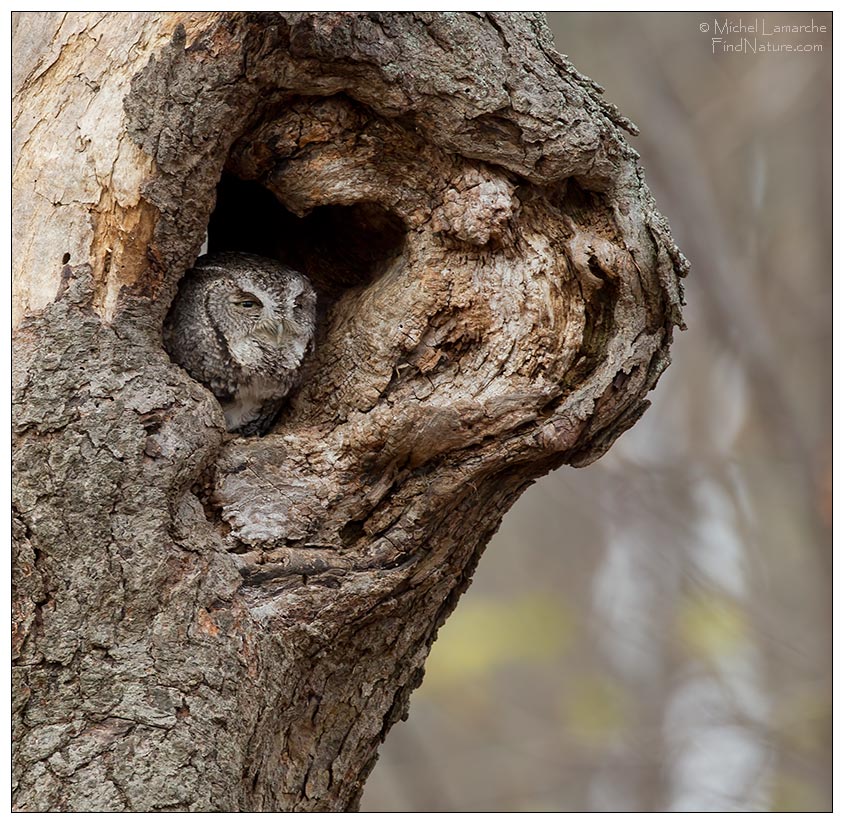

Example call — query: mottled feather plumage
[163,252,316,435]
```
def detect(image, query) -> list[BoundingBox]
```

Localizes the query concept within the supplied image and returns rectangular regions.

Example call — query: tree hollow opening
[207,173,407,310]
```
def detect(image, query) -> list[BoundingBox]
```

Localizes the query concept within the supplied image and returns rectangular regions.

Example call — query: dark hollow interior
[206,174,407,308]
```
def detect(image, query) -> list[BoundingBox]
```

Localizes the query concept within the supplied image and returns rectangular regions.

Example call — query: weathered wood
[12,12,686,811]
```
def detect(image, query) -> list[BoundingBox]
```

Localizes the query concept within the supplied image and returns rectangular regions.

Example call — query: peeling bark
[12,12,687,811]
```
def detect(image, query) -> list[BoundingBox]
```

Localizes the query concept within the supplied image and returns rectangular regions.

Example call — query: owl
[163,251,316,436]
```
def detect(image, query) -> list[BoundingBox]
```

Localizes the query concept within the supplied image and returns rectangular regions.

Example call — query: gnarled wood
[13,12,686,811]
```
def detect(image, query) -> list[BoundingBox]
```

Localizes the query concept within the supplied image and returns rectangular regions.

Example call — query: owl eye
[231,295,263,309]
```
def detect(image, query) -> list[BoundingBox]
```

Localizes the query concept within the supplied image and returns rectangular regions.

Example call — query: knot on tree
[200,87,684,579]
[430,169,517,245]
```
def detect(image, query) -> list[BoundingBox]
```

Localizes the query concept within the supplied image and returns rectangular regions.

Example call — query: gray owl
[163,251,316,436]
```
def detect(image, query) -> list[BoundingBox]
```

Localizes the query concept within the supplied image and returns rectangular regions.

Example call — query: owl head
[195,252,317,371]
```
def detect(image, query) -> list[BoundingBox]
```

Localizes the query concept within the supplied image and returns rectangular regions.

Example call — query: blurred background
[362,12,832,813]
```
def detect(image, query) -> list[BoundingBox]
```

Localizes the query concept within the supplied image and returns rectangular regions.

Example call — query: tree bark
[12,11,687,811]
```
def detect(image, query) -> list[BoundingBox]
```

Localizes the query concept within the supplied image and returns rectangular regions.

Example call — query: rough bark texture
[12,12,687,812]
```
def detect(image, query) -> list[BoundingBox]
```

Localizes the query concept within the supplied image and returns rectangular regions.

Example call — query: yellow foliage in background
[677,594,746,659]
[422,594,574,689]
[560,676,628,747]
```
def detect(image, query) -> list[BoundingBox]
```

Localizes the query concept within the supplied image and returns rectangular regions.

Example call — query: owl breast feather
[223,373,296,433]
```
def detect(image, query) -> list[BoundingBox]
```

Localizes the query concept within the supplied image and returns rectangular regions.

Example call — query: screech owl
[163,251,317,436]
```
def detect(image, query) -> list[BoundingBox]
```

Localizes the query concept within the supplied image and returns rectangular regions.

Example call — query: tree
[12,11,686,812]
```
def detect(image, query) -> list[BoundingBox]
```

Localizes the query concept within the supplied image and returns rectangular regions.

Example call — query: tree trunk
[12,11,686,811]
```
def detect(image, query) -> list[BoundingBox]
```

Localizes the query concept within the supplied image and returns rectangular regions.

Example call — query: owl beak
[255,316,285,347]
